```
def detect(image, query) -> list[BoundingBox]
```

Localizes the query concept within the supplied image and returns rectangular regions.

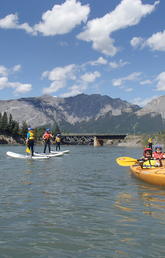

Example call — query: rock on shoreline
[0,135,23,144]
[116,135,143,147]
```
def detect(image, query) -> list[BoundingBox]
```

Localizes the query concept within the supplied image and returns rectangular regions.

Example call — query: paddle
[26,146,31,153]
[116,156,140,166]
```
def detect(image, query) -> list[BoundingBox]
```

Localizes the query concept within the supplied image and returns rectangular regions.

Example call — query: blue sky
[0,0,164,106]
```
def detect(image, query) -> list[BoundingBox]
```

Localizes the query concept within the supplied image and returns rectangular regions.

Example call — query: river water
[0,145,165,258]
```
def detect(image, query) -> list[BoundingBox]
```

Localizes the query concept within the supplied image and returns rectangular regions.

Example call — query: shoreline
[0,134,143,147]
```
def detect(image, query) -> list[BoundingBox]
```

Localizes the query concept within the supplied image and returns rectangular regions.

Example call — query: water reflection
[114,183,165,224]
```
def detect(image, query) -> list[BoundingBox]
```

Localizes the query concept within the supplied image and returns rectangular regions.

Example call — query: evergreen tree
[1,112,8,133]
[7,114,14,134]
[20,121,29,139]
[11,121,19,136]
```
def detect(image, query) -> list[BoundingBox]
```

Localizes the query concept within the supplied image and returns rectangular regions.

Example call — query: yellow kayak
[130,165,165,186]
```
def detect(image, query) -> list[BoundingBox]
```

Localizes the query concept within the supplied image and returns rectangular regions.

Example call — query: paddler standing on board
[42,128,53,153]
[26,128,35,156]
[55,133,61,151]
[148,137,153,150]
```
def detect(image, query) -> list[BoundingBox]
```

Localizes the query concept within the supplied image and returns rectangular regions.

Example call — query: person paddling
[42,128,53,153]
[139,148,154,168]
[26,128,35,156]
[148,137,153,150]
[55,133,61,151]
[152,145,165,167]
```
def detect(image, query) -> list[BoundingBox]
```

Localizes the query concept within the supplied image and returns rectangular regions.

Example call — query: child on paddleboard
[26,128,35,156]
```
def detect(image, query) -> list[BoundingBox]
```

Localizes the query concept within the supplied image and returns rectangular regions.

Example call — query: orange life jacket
[43,132,52,140]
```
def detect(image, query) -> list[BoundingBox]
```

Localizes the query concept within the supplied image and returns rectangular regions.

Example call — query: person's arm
[26,132,29,143]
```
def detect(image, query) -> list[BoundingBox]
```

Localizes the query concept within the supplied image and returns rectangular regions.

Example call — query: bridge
[61,133,127,146]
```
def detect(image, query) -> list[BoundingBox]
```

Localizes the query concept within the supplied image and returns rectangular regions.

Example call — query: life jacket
[27,131,35,140]
[148,138,152,143]
[153,152,164,159]
[142,159,156,168]
[56,136,61,142]
[43,132,52,140]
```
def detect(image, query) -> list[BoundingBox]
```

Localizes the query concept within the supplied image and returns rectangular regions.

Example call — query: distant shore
[0,134,144,147]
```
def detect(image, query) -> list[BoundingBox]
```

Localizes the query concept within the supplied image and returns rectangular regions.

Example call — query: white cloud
[0,76,32,93]
[125,87,133,92]
[0,64,21,76]
[145,31,165,51]
[140,80,152,85]
[81,71,101,83]
[0,13,18,29]
[42,64,77,94]
[112,72,141,86]
[34,0,90,36]
[60,84,86,97]
[77,0,159,56]
[43,81,66,94]
[0,64,32,94]
[0,66,8,76]
[109,59,129,69]
[0,77,8,89]
[130,37,144,48]
[0,13,34,34]
[155,72,165,91]
[42,63,102,95]
[11,64,21,73]
[131,31,165,51]
[0,0,90,36]
[9,82,32,94]
[42,64,76,81]
[89,57,108,66]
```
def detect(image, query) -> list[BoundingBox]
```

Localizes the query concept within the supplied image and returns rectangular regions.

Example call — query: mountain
[0,94,164,133]
[136,96,165,119]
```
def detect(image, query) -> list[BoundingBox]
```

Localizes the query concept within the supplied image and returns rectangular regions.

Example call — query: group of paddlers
[26,128,61,156]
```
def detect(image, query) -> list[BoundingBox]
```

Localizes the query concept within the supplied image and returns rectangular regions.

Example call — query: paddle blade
[26,147,31,153]
[116,157,138,166]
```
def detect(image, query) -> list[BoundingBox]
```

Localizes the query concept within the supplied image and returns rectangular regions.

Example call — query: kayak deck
[130,165,165,186]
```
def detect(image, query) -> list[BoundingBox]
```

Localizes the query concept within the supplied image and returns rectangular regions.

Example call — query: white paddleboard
[6,151,50,159]
[34,152,64,157]
[51,150,70,154]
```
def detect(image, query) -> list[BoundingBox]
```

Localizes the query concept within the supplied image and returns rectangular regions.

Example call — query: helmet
[143,147,152,155]
[28,127,34,131]
[155,145,162,151]
[46,128,50,132]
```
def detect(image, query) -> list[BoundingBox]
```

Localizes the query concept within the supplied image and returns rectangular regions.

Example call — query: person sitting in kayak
[26,128,35,156]
[42,128,53,153]
[152,145,165,167]
[139,148,155,168]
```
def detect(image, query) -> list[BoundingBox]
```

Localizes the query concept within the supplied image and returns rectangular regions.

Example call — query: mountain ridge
[0,94,164,133]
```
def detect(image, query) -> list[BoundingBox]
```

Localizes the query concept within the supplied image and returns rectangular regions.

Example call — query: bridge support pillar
[94,137,103,147]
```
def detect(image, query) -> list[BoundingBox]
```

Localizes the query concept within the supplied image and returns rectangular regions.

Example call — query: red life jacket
[153,152,164,159]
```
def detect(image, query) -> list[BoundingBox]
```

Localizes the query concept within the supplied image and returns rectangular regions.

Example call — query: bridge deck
[62,133,127,139]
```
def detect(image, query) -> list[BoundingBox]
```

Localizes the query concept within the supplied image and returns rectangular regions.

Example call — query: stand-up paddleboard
[34,152,64,157]
[6,151,50,159]
[51,150,70,154]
